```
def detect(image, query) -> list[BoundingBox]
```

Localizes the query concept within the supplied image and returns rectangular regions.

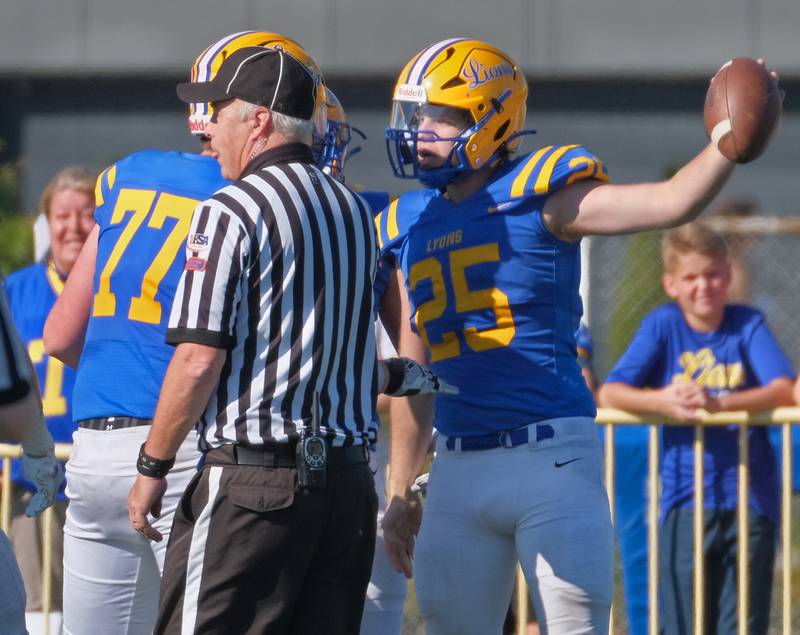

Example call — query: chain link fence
[587,214,800,381]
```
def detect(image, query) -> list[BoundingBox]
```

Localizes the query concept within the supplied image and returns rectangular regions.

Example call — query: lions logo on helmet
[385,38,532,188]
[187,30,327,139]
[316,88,366,181]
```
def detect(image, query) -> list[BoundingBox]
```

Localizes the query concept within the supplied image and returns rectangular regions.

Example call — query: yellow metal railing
[0,442,71,635]
[1,412,796,635]
[513,408,798,635]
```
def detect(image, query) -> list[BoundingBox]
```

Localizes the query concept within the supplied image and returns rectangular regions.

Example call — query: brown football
[704,57,782,163]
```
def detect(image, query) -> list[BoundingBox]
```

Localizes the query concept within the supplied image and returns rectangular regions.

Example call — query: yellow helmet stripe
[534,145,580,194]
[510,146,552,198]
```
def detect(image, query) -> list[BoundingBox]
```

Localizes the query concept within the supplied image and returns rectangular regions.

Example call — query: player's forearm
[598,382,668,416]
[570,145,735,236]
[654,143,736,228]
[387,393,434,500]
[714,377,794,412]
[144,343,225,460]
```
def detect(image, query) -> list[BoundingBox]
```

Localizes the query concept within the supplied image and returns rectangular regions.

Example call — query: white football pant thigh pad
[415,418,613,635]
[62,426,200,635]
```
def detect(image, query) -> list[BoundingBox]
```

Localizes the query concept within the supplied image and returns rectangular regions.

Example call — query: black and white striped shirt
[0,281,33,405]
[167,144,379,449]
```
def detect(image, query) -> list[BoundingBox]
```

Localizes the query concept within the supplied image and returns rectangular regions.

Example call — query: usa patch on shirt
[185,257,207,272]
[188,233,210,252]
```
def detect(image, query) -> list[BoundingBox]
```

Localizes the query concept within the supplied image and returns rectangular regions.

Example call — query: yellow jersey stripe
[534,145,580,194]
[107,164,117,190]
[386,198,400,241]
[45,258,65,295]
[94,167,109,207]
[510,146,553,198]
[374,212,384,250]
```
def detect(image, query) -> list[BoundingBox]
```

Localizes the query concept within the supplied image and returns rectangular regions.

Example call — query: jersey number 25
[409,242,516,362]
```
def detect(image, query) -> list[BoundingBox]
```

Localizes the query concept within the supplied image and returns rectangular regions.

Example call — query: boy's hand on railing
[701,391,724,413]
[656,383,706,421]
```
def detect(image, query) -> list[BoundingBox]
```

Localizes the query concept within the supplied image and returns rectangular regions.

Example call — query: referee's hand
[128,474,168,542]
[382,490,422,578]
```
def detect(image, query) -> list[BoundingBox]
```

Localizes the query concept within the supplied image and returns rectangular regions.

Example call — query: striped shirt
[167,143,379,450]
[0,280,33,405]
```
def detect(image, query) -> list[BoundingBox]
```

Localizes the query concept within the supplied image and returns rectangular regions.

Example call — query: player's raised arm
[544,145,733,239]
[544,59,781,240]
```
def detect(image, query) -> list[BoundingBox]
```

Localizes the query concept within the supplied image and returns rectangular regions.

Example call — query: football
[704,57,782,163]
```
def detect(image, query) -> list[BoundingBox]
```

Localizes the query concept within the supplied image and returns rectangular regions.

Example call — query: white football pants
[62,426,200,635]
[415,417,614,635]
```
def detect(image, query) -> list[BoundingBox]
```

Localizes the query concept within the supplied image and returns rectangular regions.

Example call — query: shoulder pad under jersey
[504,145,609,201]
[374,189,431,258]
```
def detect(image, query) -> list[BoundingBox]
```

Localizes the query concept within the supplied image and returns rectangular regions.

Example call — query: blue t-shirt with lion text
[606,302,794,523]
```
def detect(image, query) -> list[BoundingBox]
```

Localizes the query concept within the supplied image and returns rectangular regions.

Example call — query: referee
[0,281,63,634]
[127,48,381,634]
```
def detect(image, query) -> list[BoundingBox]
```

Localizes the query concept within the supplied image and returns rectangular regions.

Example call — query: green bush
[0,158,33,276]
[607,232,667,361]
[0,214,34,276]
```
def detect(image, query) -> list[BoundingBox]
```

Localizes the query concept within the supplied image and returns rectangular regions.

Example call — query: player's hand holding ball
[704,57,782,163]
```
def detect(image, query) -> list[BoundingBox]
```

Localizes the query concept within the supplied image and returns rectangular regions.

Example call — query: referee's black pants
[154,446,378,635]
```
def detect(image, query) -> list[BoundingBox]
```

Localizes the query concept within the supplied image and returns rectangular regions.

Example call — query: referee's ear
[252,107,273,137]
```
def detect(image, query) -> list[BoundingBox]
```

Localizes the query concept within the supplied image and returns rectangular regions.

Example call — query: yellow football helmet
[386,38,530,188]
[187,31,326,138]
[316,89,366,181]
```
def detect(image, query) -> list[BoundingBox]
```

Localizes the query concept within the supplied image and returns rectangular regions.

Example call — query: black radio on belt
[296,392,327,489]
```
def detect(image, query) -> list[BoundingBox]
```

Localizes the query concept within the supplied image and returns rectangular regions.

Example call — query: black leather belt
[206,443,369,468]
[78,416,152,431]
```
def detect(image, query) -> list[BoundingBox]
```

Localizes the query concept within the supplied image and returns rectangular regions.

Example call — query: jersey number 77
[93,189,197,324]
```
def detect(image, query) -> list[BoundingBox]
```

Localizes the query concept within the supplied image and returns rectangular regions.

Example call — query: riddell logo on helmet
[188,119,207,134]
[461,58,514,89]
[395,84,427,103]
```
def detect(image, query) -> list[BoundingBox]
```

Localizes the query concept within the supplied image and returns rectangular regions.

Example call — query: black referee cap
[176,47,316,121]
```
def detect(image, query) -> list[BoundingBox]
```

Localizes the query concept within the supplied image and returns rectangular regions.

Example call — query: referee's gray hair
[238,100,313,143]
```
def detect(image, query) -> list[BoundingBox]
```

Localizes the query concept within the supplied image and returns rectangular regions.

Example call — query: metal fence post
[694,423,705,635]
[648,424,660,635]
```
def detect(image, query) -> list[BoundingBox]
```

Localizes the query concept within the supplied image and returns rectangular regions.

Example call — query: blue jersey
[5,260,75,494]
[73,151,228,421]
[378,145,607,437]
[606,303,794,523]
[360,191,394,310]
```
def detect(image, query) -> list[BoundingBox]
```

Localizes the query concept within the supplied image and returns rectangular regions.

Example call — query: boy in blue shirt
[599,222,794,634]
